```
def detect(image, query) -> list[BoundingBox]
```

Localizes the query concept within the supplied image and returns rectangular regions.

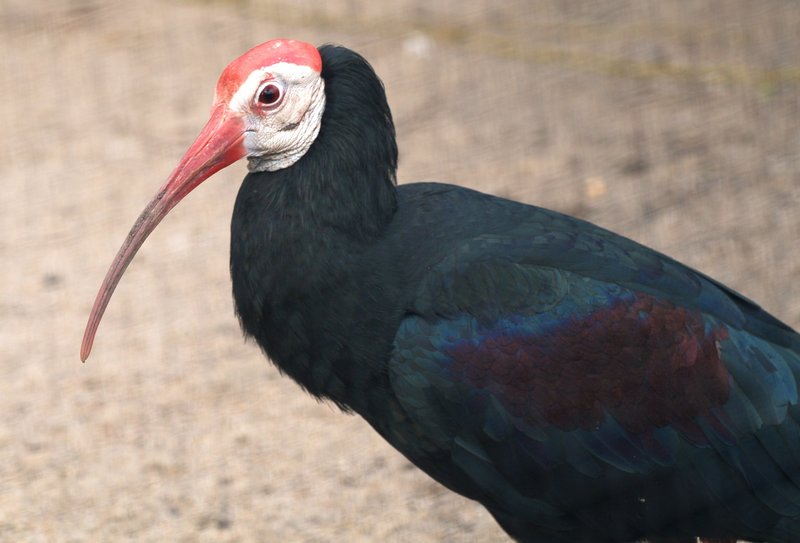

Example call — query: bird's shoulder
[391,182,796,348]
[382,184,800,537]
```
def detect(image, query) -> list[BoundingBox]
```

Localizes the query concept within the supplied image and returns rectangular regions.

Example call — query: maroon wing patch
[445,290,731,435]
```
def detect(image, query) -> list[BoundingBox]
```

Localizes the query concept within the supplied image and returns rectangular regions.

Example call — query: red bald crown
[215,39,322,103]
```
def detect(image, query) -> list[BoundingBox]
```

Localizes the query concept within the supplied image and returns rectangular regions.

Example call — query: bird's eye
[256,82,283,107]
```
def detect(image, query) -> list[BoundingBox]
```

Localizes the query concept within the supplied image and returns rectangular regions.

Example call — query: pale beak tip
[80,343,91,363]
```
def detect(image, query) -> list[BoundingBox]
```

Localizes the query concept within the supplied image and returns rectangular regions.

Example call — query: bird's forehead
[215,39,321,103]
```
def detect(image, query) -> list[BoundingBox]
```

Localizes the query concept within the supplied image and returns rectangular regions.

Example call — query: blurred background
[1,1,799,541]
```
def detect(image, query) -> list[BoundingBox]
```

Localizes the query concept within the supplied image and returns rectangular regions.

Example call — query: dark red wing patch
[446,291,731,434]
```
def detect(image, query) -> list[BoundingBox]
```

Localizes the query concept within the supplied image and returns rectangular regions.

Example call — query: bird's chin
[246,152,303,172]
[247,155,296,172]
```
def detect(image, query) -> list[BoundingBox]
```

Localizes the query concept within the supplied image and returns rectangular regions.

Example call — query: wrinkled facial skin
[226,62,326,172]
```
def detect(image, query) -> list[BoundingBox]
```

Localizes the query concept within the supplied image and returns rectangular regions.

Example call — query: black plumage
[228,46,800,542]
[85,43,800,543]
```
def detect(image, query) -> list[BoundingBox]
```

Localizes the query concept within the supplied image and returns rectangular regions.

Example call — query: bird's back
[374,182,800,543]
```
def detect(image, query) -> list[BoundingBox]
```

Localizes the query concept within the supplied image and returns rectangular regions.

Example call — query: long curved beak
[81,104,246,361]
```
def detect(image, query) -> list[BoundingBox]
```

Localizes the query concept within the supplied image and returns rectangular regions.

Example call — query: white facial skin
[226,62,326,172]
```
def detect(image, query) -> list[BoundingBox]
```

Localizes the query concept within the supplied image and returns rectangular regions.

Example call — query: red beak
[81,104,246,361]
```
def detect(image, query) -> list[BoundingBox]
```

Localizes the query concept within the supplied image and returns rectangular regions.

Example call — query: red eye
[257,82,282,107]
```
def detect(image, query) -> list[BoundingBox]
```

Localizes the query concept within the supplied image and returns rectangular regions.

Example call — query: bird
[81,39,800,543]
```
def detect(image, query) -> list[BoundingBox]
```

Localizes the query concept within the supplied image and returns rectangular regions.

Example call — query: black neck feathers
[230,45,401,407]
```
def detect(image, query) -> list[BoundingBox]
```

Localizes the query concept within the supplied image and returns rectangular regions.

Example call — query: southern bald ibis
[82,40,800,543]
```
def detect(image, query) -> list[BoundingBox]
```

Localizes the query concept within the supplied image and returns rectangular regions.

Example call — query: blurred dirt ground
[1,1,799,541]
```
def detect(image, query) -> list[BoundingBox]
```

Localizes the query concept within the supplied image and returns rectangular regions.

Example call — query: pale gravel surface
[1,1,799,541]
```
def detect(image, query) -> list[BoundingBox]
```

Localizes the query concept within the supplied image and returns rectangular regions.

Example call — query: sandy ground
[1,1,799,541]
